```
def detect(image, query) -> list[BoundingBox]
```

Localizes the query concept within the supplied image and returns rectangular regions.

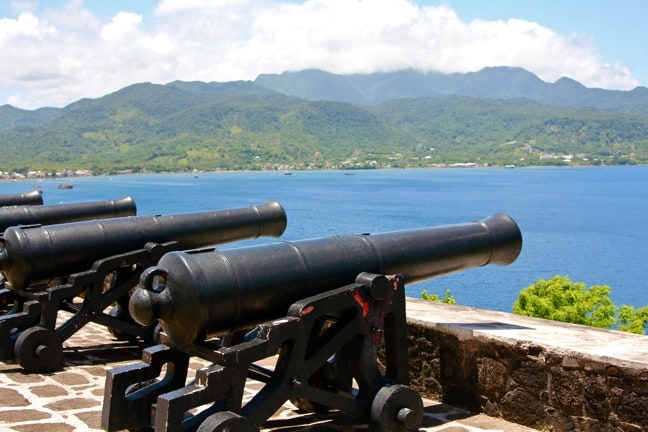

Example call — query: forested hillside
[369,97,648,165]
[0,82,416,173]
[1,68,647,175]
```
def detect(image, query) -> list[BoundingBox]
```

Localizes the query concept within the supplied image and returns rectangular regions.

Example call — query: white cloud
[0,0,641,109]
[100,12,142,41]
[154,0,247,15]
[0,11,56,41]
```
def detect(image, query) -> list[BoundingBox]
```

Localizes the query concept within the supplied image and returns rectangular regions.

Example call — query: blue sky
[0,0,646,109]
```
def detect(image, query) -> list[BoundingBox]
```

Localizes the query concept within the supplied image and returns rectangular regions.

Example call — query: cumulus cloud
[0,0,641,109]
[100,12,142,41]
[0,11,56,41]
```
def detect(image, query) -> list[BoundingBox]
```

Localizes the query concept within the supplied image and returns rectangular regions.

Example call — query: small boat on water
[57,183,73,189]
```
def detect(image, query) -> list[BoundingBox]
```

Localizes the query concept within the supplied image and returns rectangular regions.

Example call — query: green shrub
[421,289,456,304]
[513,275,646,334]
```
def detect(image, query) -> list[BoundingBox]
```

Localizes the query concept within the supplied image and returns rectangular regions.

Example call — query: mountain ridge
[1,67,647,174]
[4,66,647,116]
[254,67,648,114]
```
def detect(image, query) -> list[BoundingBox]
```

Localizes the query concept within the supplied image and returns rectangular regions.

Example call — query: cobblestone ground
[0,318,535,432]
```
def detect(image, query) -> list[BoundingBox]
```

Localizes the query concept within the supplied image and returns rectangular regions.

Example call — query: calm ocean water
[2,166,647,312]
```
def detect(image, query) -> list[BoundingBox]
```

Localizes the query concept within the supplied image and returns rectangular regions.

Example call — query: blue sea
[2,166,647,312]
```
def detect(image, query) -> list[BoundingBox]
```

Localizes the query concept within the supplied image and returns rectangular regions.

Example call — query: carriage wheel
[14,326,63,372]
[369,384,424,432]
[197,411,258,432]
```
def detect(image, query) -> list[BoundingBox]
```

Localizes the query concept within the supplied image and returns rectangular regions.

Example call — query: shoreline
[2,162,644,183]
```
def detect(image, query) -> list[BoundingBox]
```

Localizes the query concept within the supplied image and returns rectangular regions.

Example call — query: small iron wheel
[14,326,63,372]
[197,411,258,432]
[369,384,424,432]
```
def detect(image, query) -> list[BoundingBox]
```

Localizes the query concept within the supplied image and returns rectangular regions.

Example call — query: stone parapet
[6,298,644,431]
[0,309,536,431]
[405,299,648,431]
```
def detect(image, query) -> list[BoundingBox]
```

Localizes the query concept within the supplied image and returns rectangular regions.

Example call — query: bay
[2,165,647,313]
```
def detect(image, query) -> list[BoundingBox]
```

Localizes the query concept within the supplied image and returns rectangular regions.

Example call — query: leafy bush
[618,305,648,334]
[513,275,647,334]
[421,289,456,304]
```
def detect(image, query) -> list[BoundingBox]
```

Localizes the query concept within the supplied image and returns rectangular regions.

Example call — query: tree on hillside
[513,275,647,334]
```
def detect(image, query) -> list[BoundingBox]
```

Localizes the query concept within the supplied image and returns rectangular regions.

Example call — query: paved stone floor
[0,319,537,432]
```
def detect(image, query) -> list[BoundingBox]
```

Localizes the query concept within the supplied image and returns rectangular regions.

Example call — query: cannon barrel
[0,190,43,207]
[0,196,136,233]
[130,213,522,348]
[0,200,287,290]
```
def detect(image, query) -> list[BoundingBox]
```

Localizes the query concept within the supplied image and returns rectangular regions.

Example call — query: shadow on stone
[62,341,143,367]
[439,322,535,331]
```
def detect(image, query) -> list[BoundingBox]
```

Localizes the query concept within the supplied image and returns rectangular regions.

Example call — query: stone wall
[404,299,648,431]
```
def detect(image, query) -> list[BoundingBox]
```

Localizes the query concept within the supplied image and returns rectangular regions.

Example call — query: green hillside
[1,71,647,175]
[0,83,418,173]
[369,97,648,166]
[0,105,59,131]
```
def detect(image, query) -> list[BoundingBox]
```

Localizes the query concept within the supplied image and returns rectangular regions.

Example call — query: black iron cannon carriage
[0,195,138,315]
[103,213,523,432]
[0,201,287,372]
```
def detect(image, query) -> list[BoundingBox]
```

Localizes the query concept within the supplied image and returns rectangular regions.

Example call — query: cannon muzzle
[0,200,287,289]
[130,213,522,348]
[0,190,43,207]
[0,196,136,233]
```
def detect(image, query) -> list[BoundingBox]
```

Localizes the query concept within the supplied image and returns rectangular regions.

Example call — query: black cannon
[0,190,43,207]
[103,214,522,432]
[0,195,136,233]
[0,201,287,372]
[0,195,137,315]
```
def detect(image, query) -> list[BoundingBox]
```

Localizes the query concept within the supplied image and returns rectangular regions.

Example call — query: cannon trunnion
[103,214,522,432]
[0,201,287,372]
